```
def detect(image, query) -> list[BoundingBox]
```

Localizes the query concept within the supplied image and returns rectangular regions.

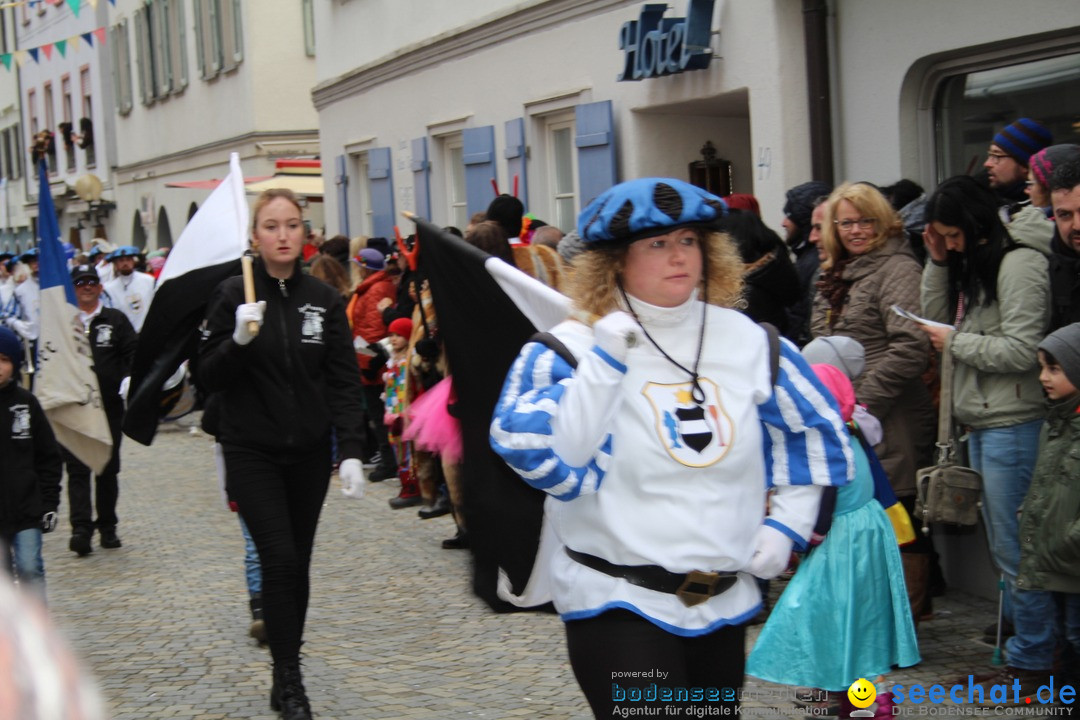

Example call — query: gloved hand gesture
[340,458,365,499]
[41,511,58,533]
[744,525,794,579]
[233,301,266,346]
[592,311,641,365]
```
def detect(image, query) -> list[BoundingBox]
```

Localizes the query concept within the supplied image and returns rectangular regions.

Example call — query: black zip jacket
[85,306,138,423]
[198,259,366,459]
[0,380,62,535]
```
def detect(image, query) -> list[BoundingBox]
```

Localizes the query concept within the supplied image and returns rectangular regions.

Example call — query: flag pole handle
[240,254,260,338]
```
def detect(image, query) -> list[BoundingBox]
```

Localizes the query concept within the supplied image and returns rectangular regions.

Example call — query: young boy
[1018,322,1080,688]
[383,317,420,509]
[0,326,62,602]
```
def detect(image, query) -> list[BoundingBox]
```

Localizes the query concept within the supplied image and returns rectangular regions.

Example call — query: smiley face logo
[847,678,877,709]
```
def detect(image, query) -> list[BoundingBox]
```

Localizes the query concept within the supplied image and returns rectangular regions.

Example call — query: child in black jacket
[0,326,62,602]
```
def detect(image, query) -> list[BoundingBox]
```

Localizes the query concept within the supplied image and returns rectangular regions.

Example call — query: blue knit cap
[0,326,23,372]
[993,118,1053,166]
[577,178,727,247]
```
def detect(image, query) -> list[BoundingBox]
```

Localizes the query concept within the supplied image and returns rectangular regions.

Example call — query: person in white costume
[103,245,154,333]
[491,178,854,717]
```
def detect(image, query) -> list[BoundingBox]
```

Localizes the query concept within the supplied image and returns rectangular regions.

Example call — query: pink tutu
[403,376,463,464]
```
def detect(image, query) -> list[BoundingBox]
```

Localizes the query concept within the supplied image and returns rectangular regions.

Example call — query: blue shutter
[575,100,617,207]
[335,154,349,237]
[504,118,527,207]
[463,125,495,218]
[368,147,395,239]
[411,136,431,220]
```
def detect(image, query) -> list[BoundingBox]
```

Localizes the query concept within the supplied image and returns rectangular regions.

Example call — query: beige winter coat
[811,235,934,496]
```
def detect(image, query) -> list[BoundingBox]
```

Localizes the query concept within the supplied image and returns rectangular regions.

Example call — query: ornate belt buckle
[676,570,721,607]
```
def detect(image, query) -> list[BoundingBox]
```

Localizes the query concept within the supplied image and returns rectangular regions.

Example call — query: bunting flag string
[0,0,112,12]
[0,25,105,71]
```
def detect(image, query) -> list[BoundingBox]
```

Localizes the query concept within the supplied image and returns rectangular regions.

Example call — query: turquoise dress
[746,439,920,691]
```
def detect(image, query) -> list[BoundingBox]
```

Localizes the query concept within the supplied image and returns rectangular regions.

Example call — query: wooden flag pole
[240,254,259,338]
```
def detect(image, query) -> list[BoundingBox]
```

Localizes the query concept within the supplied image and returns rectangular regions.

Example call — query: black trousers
[223,442,330,666]
[64,413,122,535]
[361,383,392,462]
[565,608,745,718]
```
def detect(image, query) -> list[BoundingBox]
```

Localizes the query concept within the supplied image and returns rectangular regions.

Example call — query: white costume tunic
[491,294,853,635]
[104,271,155,333]
[4,276,40,342]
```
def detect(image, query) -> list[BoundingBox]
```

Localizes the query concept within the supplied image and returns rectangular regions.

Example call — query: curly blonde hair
[567,229,744,318]
[820,183,904,270]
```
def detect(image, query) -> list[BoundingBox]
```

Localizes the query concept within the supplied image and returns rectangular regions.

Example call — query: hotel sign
[618,0,715,81]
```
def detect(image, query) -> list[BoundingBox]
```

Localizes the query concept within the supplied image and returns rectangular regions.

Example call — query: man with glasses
[64,264,137,556]
[985,118,1055,250]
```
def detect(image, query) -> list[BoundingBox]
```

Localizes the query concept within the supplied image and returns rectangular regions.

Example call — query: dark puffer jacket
[1017,394,1080,594]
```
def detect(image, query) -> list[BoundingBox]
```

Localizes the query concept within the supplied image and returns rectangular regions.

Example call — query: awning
[244,159,324,201]
[165,176,272,190]
[243,174,324,200]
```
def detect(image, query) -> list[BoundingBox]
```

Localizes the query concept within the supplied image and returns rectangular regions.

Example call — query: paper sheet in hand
[891,304,955,330]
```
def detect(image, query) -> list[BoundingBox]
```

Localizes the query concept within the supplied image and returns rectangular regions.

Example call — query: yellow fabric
[885,501,917,546]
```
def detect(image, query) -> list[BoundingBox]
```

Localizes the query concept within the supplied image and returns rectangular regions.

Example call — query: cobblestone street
[38,418,1065,719]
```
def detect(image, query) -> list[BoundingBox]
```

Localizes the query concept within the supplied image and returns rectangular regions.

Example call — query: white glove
[119,376,131,401]
[232,301,266,346]
[41,511,57,533]
[592,311,641,365]
[339,458,365,499]
[744,525,795,579]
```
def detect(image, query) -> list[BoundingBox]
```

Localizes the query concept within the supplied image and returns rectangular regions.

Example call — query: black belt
[565,548,739,607]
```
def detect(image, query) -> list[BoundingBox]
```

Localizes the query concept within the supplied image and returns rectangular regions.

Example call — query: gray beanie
[801,336,866,380]
[1039,323,1080,390]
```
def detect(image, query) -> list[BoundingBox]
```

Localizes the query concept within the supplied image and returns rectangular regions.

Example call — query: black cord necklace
[618,283,707,404]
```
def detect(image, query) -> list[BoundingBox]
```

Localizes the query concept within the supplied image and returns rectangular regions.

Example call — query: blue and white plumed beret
[577,177,727,248]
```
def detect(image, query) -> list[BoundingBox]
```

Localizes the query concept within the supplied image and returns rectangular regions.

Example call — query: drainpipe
[803,0,833,185]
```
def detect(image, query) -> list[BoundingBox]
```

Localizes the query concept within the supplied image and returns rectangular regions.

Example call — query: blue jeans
[239,516,262,596]
[9,528,46,602]
[969,419,1055,670]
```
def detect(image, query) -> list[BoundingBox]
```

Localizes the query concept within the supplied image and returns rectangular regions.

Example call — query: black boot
[270,662,312,720]
[249,593,267,644]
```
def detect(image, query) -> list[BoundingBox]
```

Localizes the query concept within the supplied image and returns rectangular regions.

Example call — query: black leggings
[223,443,330,666]
[565,609,745,718]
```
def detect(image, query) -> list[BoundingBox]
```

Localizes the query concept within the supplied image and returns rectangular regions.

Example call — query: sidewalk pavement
[35,420,1069,719]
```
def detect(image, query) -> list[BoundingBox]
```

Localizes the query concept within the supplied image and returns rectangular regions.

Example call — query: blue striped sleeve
[490,341,613,501]
[758,338,854,488]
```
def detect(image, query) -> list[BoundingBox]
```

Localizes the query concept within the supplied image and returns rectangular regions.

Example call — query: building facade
[311,0,1078,241]
[108,0,321,251]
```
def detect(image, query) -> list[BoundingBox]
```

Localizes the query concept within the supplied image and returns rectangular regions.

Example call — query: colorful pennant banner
[0,25,106,71]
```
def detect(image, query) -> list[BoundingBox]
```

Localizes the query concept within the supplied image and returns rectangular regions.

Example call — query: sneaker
[368,462,398,483]
[69,533,93,556]
[418,496,451,520]
[964,666,1051,705]
[388,494,422,509]
[99,529,122,549]
[441,531,469,550]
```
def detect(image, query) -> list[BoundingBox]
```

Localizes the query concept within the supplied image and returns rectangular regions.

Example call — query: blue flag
[34,159,112,473]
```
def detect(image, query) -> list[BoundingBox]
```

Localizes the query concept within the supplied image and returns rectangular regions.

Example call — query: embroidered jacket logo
[10,404,31,439]
[298,304,326,344]
[642,378,732,467]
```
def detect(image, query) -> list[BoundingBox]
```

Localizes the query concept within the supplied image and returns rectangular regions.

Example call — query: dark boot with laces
[270,662,312,720]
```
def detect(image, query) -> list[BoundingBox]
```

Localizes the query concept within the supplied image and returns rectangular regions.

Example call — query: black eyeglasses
[74,278,99,287]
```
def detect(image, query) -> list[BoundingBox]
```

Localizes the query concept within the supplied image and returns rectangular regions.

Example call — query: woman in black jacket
[199,189,366,720]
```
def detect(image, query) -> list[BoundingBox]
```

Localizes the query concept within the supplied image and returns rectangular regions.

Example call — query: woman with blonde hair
[491,178,851,717]
[811,181,935,625]
[199,189,366,720]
